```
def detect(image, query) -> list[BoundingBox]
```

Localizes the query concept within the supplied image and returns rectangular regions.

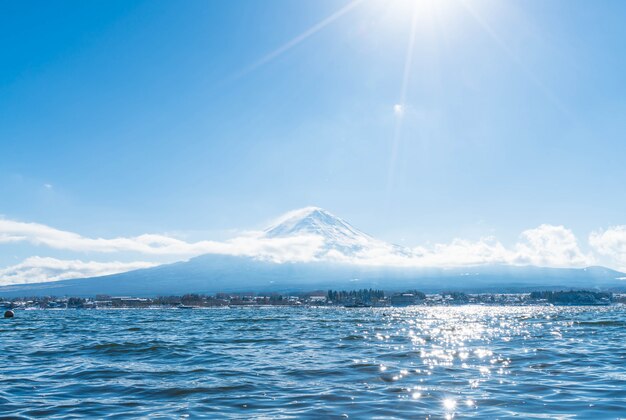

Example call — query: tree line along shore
[0,289,621,310]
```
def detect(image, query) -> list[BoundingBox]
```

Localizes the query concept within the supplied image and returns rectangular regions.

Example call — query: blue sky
[1,0,626,282]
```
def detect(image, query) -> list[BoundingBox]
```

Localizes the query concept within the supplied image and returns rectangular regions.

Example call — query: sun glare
[382,0,455,18]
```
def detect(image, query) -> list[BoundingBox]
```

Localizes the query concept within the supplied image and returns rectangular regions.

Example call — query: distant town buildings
[0,289,618,310]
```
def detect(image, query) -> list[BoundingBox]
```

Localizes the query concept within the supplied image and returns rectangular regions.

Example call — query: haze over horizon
[2,0,626,284]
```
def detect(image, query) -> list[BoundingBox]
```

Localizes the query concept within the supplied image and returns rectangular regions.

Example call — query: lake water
[1,306,625,418]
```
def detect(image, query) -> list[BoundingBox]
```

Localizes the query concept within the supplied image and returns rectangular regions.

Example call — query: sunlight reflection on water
[1,305,625,417]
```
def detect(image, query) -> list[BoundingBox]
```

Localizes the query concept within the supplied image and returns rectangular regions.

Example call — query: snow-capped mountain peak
[264,207,373,242]
[263,207,408,259]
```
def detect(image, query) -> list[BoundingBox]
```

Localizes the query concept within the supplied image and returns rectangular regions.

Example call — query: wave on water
[1,306,626,418]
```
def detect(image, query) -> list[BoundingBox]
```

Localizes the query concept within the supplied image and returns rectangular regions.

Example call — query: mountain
[0,207,625,297]
[0,256,624,297]
[262,206,409,259]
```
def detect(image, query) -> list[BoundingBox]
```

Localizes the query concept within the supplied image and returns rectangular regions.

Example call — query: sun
[380,0,455,17]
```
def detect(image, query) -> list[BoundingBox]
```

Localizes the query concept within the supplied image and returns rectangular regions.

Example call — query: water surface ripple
[1,306,626,418]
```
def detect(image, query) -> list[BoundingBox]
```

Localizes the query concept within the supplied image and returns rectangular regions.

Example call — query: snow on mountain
[263,207,410,262]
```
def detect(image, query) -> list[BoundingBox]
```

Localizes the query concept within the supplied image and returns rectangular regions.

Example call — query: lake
[1,306,625,418]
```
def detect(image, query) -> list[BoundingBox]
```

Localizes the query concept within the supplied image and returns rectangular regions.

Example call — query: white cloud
[0,218,324,261]
[409,237,511,267]
[589,226,626,271]
[0,257,157,286]
[0,216,610,285]
[328,225,592,269]
[512,224,592,268]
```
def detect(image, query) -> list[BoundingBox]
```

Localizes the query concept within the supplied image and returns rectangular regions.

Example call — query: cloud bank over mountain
[0,218,323,258]
[407,224,591,269]
[589,226,626,272]
[0,257,157,285]
[0,207,624,285]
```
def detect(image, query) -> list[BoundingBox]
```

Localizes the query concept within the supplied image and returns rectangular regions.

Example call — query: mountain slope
[0,254,624,297]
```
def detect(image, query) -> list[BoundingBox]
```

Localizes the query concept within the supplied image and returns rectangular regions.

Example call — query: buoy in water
[4,310,14,318]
